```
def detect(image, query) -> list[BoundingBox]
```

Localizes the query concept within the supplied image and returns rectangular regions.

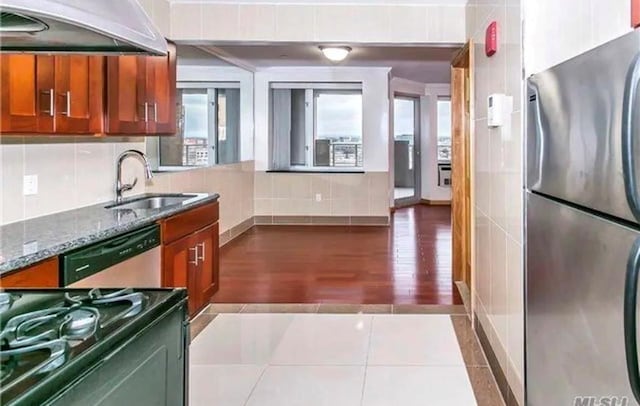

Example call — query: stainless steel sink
[105,194,204,210]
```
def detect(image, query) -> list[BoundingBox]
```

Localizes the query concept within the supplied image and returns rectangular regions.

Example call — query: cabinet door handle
[197,242,205,263]
[60,91,71,116]
[188,246,198,266]
[144,102,149,123]
[41,89,54,116]
[153,102,158,122]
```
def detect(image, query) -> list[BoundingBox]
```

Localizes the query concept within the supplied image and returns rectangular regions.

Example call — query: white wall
[254,66,391,172]
[524,0,631,75]
[177,65,255,161]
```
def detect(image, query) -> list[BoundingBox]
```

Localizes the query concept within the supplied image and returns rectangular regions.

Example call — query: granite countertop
[0,193,220,276]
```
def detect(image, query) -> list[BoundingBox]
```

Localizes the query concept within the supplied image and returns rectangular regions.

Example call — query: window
[270,83,363,170]
[155,83,240,170]
[393,97,416,170]
[437,98,452,162]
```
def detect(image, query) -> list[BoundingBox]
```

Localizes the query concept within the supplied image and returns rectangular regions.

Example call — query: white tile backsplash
[1,139,144,225]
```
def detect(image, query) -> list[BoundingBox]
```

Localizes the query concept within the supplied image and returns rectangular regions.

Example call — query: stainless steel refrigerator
[526,30,640,405]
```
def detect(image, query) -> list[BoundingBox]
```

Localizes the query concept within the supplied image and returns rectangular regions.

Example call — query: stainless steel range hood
[0,0,168,55]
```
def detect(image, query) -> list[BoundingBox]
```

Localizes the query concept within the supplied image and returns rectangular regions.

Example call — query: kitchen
[1,0,639,405]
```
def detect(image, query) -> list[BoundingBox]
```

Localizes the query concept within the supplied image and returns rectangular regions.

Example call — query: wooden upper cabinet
[107,41,177,135]
[1,41,175,136]
[54,55,104,134]
[145,41,177,134]
[0,54,54,133]
[106,55,147,134]
[0,54,103,134]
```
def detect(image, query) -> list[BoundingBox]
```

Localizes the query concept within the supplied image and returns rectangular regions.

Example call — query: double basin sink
[105,193,207,210]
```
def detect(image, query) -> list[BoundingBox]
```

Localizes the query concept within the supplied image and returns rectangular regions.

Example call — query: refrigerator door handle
[622,53,640,221]
[624,238,640,403]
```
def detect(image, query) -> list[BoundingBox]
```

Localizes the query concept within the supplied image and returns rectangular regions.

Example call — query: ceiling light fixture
[319,46,352,62]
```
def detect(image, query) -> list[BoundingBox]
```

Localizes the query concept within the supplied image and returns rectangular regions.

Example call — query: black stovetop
[0,288,187,405]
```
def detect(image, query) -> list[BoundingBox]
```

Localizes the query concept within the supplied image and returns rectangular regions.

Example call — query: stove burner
[60,308,99,339]
[65,288,146,319]
[0,292,18,313]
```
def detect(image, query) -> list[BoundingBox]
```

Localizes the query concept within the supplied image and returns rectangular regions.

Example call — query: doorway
[451,42,473,310]
[393,95,421,206]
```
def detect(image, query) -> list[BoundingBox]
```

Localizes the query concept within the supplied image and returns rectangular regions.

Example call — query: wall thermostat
[487,93,510,127]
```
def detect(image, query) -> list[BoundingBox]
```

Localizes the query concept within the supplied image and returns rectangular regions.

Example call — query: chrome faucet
[115,149,153,203]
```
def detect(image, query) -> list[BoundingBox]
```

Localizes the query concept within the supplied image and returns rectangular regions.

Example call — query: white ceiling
[205,44,459,83]
[176,45,234,66]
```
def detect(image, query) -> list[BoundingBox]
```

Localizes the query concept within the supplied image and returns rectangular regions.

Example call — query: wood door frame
[451,41,473,305]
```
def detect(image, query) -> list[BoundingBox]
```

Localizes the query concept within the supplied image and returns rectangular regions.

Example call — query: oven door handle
[625,237,640,404]
[622,53,640,222]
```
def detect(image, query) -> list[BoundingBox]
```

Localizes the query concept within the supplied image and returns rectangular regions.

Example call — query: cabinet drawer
[161,201,219,244]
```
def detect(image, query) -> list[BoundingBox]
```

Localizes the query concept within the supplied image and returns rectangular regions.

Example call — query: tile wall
[468,1,633,404]
[466,0,524,404]
[0,137,254,236]
[147,161,255,234]
[168,2,466,43]
[524,0,631,75]
[254,172,389,218]
[0,138,147,225]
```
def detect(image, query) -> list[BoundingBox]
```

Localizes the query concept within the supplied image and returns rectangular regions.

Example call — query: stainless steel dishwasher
[61,224,161,288]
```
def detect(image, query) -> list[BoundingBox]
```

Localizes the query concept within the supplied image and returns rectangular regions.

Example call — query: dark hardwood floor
[212,205,462,305]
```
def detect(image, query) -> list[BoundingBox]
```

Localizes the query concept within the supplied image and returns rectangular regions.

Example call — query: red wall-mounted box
[485,21,498,57]
[633,0,640,28]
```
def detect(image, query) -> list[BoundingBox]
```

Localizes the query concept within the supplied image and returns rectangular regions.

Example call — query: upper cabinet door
[146,41,177,135]
[54,56,104,134]
[106,55,147,134]
[0,54,54,133]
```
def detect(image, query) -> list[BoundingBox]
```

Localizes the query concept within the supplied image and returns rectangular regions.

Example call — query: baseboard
[420,199,452,206]
[254,215,390,226]
[473,313,520,406]
[219,214,391,246]
[219,216,255,247]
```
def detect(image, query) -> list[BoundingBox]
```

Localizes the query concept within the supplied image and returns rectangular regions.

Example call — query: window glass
[315,92,363,167]
[394,98,415,170]
[437,98,452,162]
[270,86,363,170]
[158,86,240,169]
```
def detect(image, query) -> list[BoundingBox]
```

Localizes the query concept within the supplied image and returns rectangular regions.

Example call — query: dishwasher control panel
[61,224,161,286]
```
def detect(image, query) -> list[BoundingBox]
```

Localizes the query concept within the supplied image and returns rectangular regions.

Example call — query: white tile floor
[189,313,477,406]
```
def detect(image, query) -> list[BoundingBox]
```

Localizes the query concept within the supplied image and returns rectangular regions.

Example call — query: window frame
[269,82,364,172]
[155,81,241,172]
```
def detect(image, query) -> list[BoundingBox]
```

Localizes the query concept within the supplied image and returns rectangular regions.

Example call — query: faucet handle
[121,177,138,193]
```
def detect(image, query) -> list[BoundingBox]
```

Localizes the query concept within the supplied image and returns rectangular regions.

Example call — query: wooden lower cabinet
[0,258,59,288]
[163,222,219,317]
[194,223,219,311]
